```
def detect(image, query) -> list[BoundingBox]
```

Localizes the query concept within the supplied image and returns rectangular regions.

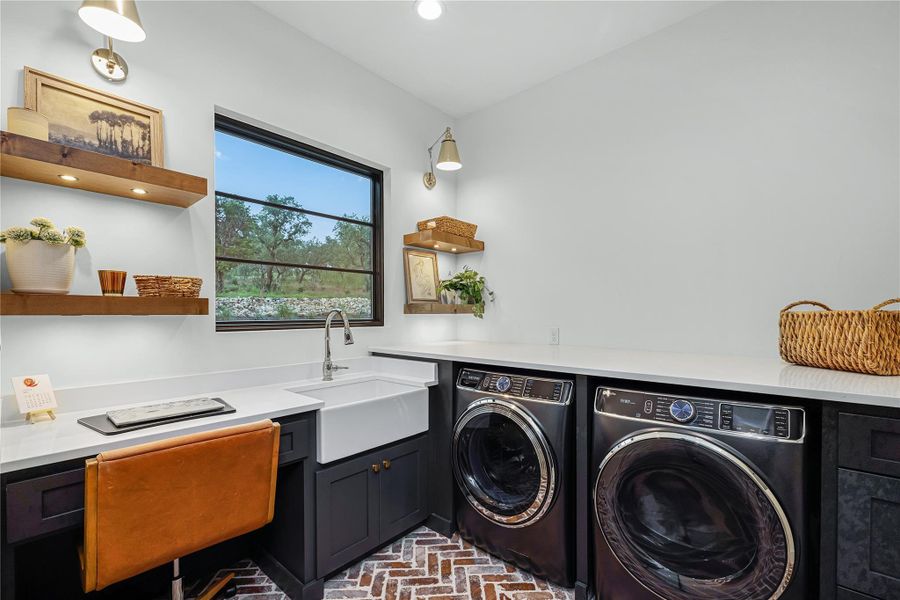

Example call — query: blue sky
[215,130,372,242]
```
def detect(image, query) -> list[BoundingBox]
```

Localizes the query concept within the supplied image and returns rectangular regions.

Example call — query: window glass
[215,116,382,330]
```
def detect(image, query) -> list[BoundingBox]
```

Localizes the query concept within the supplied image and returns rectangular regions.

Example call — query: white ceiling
[254,1,714,118]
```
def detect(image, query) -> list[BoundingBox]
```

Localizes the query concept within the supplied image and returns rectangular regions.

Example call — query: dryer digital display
[731,405,773,434]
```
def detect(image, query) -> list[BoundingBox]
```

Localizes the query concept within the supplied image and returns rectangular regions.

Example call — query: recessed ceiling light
[131,187,148,195]
[59,174,79,182]
[415,0,442,21]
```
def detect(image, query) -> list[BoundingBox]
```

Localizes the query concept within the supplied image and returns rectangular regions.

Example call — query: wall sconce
[78,0,146,82]
[423,127,461,190]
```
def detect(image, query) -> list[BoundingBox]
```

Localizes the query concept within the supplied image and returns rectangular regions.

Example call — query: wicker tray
[417,216,477,239]
[133,275,203,298]
[779,298,900,375]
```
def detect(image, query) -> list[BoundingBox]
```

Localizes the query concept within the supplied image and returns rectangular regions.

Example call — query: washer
[454,368,574,587]
[592,386,809,600]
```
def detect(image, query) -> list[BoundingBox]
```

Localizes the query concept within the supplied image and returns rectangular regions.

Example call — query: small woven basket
[779,298,900,375]
[133,275,203,298]
[417,216,477,239]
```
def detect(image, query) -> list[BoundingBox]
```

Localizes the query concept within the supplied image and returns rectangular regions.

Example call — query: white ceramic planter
[5,240,75,294]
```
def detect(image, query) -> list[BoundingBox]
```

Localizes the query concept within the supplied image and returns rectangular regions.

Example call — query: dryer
[453,368,575,587]
[592,386,809,600]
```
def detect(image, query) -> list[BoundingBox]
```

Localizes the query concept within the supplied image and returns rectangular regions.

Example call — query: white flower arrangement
[0,217,86,248]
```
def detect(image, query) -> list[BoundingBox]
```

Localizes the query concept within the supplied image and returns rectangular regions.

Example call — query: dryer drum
[453,398,557,527]
[594,432,795,600]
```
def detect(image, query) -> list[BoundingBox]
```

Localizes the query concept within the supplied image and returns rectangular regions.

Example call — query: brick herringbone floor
[194,559,288,599]
[324,527,575,600]
[188,527,574,600]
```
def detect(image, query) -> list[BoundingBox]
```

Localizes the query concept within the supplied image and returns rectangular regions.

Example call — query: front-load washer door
[594,431,795,600]
[453,398,556,527]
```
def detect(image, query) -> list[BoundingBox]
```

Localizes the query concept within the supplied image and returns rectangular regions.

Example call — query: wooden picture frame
[403,249,441,303]
[24,67,164,166]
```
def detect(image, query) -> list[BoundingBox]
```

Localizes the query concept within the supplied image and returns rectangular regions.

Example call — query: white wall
[2,1,897,397]
[455,1,900,358]
[0,1,460,395]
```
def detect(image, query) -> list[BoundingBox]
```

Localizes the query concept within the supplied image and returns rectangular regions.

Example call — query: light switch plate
[549,327,560,345]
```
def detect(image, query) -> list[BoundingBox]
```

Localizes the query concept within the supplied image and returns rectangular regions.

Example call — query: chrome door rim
[453,398,556,528]
[593,430,796,600]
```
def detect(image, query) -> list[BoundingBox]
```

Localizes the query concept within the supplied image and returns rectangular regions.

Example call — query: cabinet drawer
[839,413,900,478]
[5,468,85,544]
[277,415,312,465]
[837,469,900,599]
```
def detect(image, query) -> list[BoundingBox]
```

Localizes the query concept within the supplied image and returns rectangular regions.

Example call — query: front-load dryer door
[453,398,557,528]
[594,431,795,600]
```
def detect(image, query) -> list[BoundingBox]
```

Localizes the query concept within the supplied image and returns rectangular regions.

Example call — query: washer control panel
[458,369,573,403]
[596,387,804,440]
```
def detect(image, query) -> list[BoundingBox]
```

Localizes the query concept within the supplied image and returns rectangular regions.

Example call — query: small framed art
[403,249,440,303]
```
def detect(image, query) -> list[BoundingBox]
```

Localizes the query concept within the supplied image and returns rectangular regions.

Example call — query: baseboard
[575,580,591,600]
[426,513,455,538]
[254,548,323,600]
[303,578,325,600]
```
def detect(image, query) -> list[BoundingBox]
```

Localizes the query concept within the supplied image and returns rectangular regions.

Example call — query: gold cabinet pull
[371,464,380,473]
[382,459,391,470]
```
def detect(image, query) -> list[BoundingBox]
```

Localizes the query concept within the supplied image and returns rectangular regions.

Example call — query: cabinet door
[316,452,380,578]
[379,435,428,543]
[837,469,900,599]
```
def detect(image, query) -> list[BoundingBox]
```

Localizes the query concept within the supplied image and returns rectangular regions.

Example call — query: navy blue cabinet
[316,434,428,578]
[837,469,900,599]
[823,408,900,600]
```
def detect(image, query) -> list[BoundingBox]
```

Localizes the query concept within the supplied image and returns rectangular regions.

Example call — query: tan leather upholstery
[81,420,280,591]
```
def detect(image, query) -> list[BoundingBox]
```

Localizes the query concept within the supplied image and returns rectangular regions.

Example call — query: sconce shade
[436,137,462,171]
[79,0,146,42]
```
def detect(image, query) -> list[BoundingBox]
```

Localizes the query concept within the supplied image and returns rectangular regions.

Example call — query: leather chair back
[81,420,280,591]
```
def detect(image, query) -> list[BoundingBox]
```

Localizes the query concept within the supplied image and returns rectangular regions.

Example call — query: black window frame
[214,114,384,331]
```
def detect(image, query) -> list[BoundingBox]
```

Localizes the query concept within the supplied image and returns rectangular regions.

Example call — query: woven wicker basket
[133,275,203,298]
[779,299,900,375]
[417,216,477,239]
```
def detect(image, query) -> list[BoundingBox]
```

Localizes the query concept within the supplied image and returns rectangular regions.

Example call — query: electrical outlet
[549,327,560,345]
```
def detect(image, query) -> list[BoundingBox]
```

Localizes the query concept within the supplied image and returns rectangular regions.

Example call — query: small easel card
[12,374,58,423]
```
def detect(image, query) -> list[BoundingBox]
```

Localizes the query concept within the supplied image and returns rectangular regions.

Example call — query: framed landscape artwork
[23,67,164,166]
[403,249,441,303]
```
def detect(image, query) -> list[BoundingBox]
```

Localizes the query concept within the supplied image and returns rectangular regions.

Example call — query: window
[214,115,383,330]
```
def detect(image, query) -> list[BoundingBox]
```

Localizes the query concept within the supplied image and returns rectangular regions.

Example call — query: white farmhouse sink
[289,378,428,464]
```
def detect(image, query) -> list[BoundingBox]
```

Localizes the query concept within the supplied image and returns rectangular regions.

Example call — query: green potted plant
[0,218,86,294]
[440,266,494,318]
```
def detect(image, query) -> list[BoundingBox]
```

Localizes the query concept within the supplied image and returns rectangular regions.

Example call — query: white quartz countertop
[1,356,437,473]
[370,341,900,408]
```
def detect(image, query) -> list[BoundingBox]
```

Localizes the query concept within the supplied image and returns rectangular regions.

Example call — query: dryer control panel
[595,387,804,441]
[458,369,573,404]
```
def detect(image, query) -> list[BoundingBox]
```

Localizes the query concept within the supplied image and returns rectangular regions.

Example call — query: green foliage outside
[215,194,372,308]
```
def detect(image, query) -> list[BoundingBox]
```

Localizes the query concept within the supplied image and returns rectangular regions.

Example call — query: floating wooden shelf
[404,302,475,315]
[403,230,484,254]
[0,131,208,208]
[0,294,209,316]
